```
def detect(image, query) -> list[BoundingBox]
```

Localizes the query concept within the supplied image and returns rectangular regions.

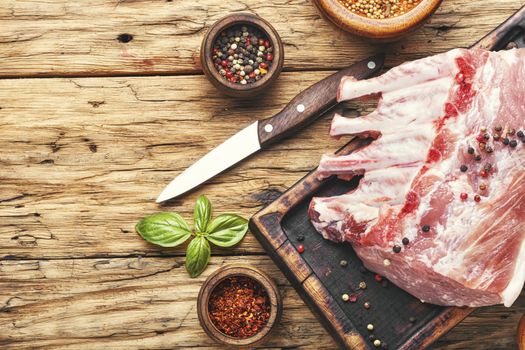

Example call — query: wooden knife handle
[473,5,525,50]
[257,54,384,148]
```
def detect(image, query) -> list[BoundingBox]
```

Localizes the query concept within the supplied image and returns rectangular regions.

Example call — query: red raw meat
[309,48,525,307]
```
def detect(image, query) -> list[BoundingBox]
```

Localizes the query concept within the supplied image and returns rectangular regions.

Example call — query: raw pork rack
[309,48,525,307]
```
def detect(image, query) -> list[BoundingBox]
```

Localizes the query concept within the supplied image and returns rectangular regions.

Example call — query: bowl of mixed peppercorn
[200,13,284,97]
[197,264,282,347]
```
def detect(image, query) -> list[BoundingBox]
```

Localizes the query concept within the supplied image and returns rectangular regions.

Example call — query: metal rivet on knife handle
[368,61,376,69]
[296,104,305,112]
[264,124,273,133]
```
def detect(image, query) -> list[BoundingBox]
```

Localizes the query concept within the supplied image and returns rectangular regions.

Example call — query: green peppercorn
[393,245,401,253]
[503,138,510,145]
[422,225,430,232]
[475,155,482,161]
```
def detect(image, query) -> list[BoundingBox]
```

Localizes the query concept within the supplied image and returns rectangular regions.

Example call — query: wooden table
[0,1,523,349]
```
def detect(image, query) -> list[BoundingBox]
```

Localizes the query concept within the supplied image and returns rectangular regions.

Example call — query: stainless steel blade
[156,121,260,203]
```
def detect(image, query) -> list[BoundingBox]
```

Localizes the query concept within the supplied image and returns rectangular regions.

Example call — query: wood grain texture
[0,255,523,350]
[0,0,522,77]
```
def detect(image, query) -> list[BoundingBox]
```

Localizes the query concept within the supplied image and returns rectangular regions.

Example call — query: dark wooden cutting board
[249,6,525,350]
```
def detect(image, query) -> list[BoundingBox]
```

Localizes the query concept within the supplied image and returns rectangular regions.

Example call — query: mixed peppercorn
[337,0,423,19]
[212,25,273,85]
[208,276,270,338]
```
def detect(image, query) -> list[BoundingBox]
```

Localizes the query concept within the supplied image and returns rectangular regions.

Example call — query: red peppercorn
[266,53,274,61]
[258,38,265,46]
[480,170,488,178]
[259,62,267,69]
[226,71,233,79]
[460,192,468,200]
[474,194,481,202]
[229,76,237,83]
[249,72,256,79]
[476,134,484,142]
[297,244,305,253]
[375,274,382,282]
[264,40,270,48]
[213,48,218,54]
[349,294,358,303]
[221,60,228,67]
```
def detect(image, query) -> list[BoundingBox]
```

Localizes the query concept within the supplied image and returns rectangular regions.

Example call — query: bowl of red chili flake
[197,264,282,347]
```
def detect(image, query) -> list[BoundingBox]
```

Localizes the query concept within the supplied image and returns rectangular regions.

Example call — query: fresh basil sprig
[135,195,248,278]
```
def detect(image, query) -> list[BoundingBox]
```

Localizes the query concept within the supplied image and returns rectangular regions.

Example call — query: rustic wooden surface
[0,0,523,349]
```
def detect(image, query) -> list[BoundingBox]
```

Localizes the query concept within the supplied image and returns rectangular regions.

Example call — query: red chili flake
[474,194,481,202]
[297,244,305,254]
[208,276,271,339]
[460,192,468,200]
[349,294,358,303]
[375,274,382,282]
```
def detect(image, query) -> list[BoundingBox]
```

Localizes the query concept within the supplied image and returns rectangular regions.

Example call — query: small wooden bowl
[313,0,443,42]
[200,13,284,97]
[519,314,525,350]
[197,264,282,347]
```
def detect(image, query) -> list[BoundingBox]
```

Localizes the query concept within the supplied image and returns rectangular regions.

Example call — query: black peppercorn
[517,130,524,138]
[402,237,409,245]
[475,155,482,161]
[460,165,468,172]
[467,147,475,154]
[393,245,402,253]
[494,125,502,132]
[485,146,493,153]
[422,225,430,232]
[381,343,388,349]
[510,140,518,148]
[484,163,492,172]
[483,133,490,140]
[503,138,510,145]
[369,334,376,341]
[297,235,304,242]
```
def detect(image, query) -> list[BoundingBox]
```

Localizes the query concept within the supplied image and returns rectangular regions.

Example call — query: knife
[156,54,385,203]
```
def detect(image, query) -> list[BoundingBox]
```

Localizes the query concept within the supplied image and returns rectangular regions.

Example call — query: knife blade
[156,54,385,203]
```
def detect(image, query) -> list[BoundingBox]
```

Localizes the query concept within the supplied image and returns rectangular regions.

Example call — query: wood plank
[0,255,522,349]
[0,71,367,259]
[0,0,522,77]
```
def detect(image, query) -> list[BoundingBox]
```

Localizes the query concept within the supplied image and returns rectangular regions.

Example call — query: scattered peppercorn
[359,281,367,289]
[494,125,502,132]
[374,339,381,347]
[508,128,516,136]
[484,163,492,172]
[342,293,350,302]
[460,192,468,200]
[474,194,481,202]
[485,145,493,153]
[349,294,358,303]
[517,130,524,138]
[460,165,468,172]
[211,25,273,85]
[480,170,489,178]
[480,126,487,132]
[340,259,348,267]
[475,155,482,161]
[375,274,382,282]
[337,0,424,19]
[510,139,518,148]
[409,316,416,323]
[476,134,484,143]
[393,245,402,253]
[467,147,474,154]
[493,133,501,141]
[402,237,409,245]
[297,244,305,253]
[297,235,304,242]
[367,323,374,331]
[503,138,510,145]
[383,259,391,266]
[208,276,270,338]
[369,334,376,341]
[422,225,430,232]
[479,183,487,191]
[483,133,490,141]
[364,301,371,309]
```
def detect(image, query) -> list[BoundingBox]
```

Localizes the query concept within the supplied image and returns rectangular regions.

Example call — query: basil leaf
[206,214,248,247]
[185,236,211,278]
[135,212,192,247]
[194,194,212,233]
